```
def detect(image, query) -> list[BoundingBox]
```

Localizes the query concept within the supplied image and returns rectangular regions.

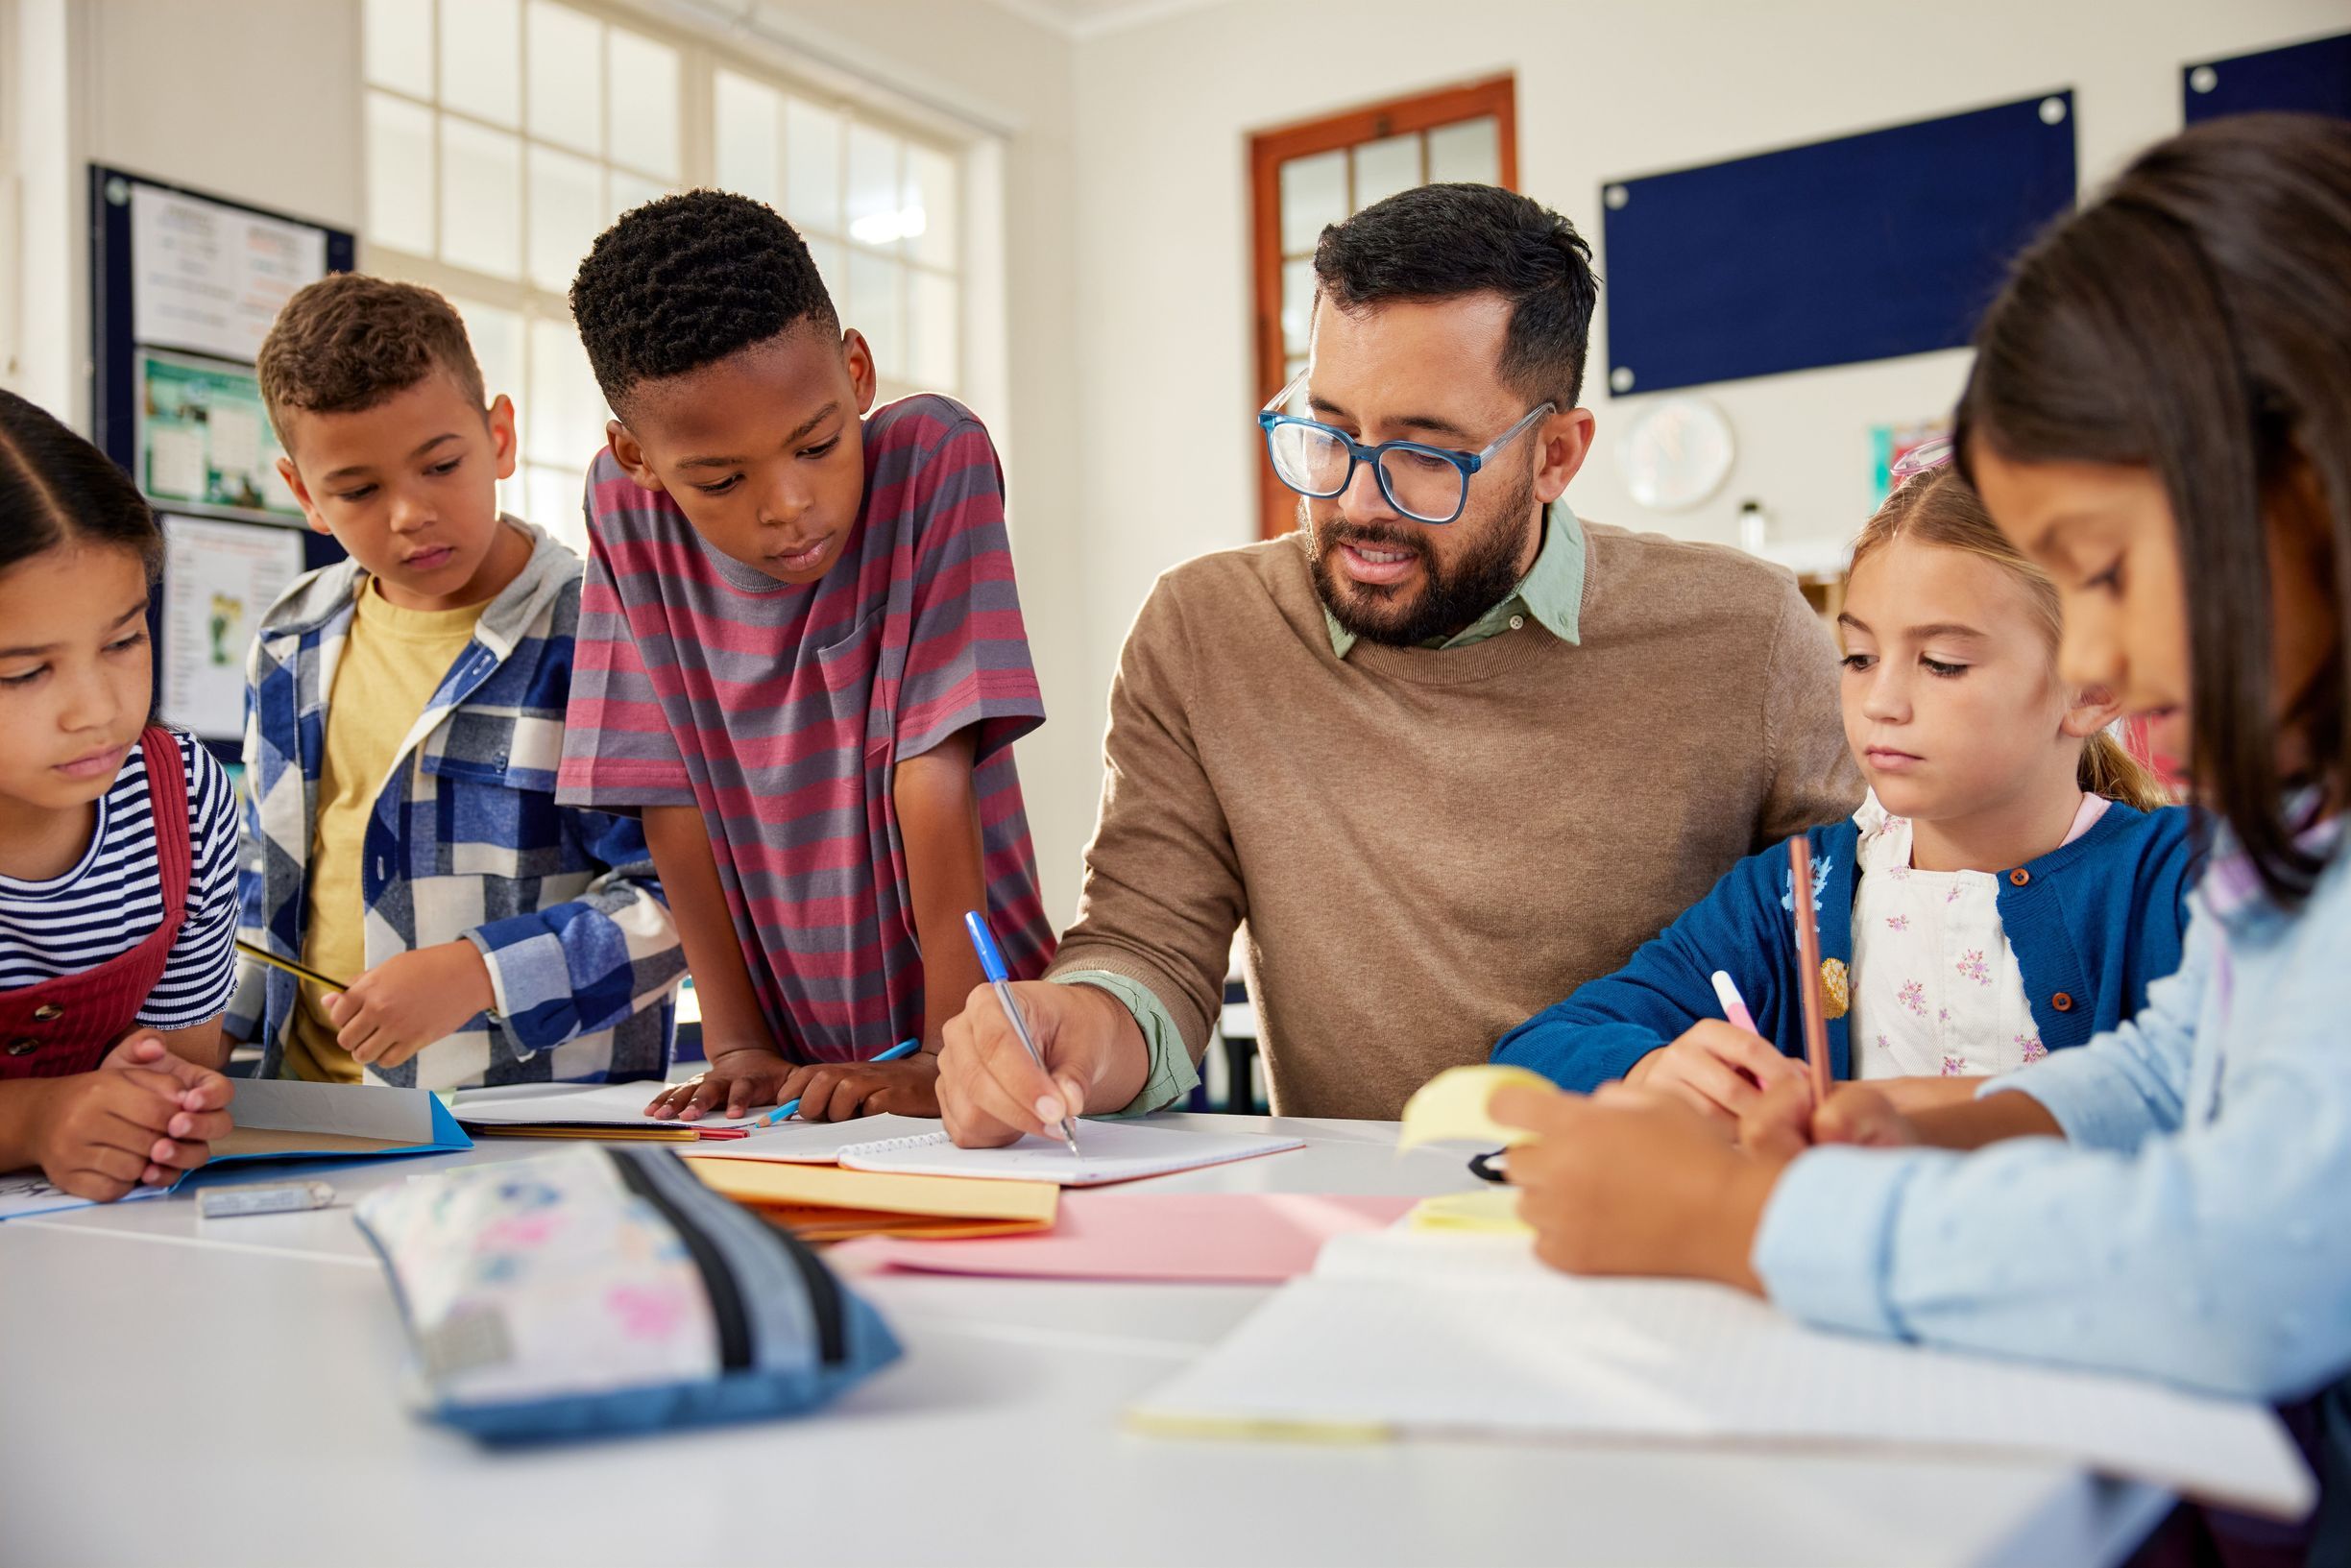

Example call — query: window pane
[439,118,522,277]
[609,170,665,226]
[785,97,842,234]
[805,236,845,316]
[1426,116,1499,185]
[714,70,781,206]
[526,0,602,155]
[847,251,903,379]
[366,91,436,253]
[1351,133,1419,211]
[449,297,524,408]
[363,0,432,97]
[1281,256,1315,358]
[845,123,903,250]
[528,143,603,293]
[440,0,520,126]
[1278,150,1345,254]
[905,144,957,271]
[606,30,680,180]
[527,317,608,470]
[526,463,588,554]
[909,270,957,390]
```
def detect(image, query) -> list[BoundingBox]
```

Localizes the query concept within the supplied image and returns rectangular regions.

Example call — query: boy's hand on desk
[936,980,1121,1148]
[327,942,497,1071]
[775,1053,941,1122]
[1493,1082,1785,1293]
[1624,1022,1804,1128]
[645,1047,797,1121]
[34,1050,234,1200]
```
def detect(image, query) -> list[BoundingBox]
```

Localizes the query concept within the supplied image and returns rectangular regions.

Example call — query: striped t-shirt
[557,395,1054,1062]
[0,728,239,1028]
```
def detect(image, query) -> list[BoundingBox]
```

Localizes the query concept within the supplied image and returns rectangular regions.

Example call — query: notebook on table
[684,1157,1058,1242]
[450,1081,764,1135]
[1128,1230,2317,1519]
[830,1120,1305,1187]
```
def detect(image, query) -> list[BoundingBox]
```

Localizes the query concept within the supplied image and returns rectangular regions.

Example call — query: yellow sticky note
[1404,1188,1532,1237]
[1396,1064,1555,1150]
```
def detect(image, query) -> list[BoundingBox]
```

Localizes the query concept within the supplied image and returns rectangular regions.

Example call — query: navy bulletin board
[2185,33,2351,123]
[1600,93,2077,396]
[87,166,354,760]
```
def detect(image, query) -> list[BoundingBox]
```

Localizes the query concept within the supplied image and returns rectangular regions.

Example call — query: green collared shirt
[1321,500,1586,659]
[1056,502,1591,1114]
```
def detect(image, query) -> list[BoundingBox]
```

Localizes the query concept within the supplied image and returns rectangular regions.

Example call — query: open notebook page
[450,1082,766,1129]
[1132,1234,2315,1518]
[833,1120,1306,1187]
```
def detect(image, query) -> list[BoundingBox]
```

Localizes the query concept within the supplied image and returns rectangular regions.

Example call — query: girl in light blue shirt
[1493,112,2351,1561]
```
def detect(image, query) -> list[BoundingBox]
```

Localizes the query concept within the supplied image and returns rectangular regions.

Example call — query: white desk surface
[0,1112,2169,1567]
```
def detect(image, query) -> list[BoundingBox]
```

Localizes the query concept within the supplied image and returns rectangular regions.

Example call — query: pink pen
[1710,970,1760,1035]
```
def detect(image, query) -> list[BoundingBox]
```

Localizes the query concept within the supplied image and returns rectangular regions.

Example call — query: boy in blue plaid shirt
[227,275,683,1090]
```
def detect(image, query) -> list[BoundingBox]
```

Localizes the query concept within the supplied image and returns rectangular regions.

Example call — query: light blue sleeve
[1974,905,2215,1152]
[1051,970,1201,1115]
[1753,897,2351,1401]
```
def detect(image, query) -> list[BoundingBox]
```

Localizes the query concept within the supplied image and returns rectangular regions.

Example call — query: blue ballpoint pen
[757,1037,922,1126]
[963,908,1081,1157]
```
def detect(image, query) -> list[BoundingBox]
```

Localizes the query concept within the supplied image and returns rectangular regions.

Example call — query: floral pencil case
[353,1144,900,1442]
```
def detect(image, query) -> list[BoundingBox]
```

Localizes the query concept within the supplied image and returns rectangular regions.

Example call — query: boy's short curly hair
[570,190,839,413]
[255,274,486,445]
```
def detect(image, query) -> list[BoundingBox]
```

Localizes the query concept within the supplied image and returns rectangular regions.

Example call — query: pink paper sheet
[831,1192,1417,1283]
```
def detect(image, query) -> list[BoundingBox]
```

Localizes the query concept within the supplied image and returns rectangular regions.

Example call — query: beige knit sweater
[1050,523,1862,1120]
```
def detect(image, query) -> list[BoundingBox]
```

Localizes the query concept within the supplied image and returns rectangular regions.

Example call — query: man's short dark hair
[570,189,840,412]
[256,273,486,445]
[1313,183,1598,407]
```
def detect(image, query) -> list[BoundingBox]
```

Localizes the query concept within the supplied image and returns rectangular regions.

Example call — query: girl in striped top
[0,390,237,1202]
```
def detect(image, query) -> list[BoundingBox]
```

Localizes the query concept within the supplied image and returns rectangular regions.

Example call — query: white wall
[1063,0,2349,754]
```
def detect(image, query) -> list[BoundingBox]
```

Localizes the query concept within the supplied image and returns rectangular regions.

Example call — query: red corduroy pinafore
[0,728,191,1078]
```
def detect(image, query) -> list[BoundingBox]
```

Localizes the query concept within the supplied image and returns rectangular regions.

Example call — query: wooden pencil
[233,939,348,994]
[1787,838,1833,1103]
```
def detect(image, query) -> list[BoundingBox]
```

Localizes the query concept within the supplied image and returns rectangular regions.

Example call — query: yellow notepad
[685,1156,1059,1242]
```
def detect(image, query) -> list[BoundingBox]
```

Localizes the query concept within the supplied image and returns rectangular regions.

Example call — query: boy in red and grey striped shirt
[557,191,1053,1122]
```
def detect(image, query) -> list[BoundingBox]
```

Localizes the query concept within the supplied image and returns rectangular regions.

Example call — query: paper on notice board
[159,515,304,740]
[130,183,327,364]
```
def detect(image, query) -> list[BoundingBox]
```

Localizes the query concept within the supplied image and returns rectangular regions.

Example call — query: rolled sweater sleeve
[1046,572,1241,1080]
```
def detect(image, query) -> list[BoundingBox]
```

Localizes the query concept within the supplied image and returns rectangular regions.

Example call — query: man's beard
[1308,470,1538,648]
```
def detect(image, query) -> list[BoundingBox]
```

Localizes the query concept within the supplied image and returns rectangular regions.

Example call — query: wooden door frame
[1246,75,1519,540]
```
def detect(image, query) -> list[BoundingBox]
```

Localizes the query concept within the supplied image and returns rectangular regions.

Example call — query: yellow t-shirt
[281,583,487,1083]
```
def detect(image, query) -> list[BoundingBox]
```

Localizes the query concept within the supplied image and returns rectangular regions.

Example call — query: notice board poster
[158,515,306,741]
[139,350,303,521]
[129,181,328,365]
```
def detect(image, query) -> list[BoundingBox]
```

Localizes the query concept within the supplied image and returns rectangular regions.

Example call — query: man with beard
[937,183,1860,1140]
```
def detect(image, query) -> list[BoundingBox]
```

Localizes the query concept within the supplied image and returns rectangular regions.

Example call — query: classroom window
[361,0,969,552]
[1247,77,1516,540]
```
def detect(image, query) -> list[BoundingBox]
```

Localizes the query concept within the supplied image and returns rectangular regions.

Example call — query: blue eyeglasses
[1256,371,1556,525]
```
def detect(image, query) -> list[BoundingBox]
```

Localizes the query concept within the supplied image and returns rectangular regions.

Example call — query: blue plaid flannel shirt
[228,519,685,1090]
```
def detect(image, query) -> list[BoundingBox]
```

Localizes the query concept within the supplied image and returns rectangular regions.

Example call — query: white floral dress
[1847,792,2107,1078]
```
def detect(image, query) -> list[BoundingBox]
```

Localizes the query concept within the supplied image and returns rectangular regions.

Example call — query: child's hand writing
[325,941,496,1071]
[645,1047,798,1121]
[1737,1073,1920,1160]
[1492,1081,1784,1290]
[41,1039,235,1199]
[772,1053,940,1122]
[1623,1020,1804,1127]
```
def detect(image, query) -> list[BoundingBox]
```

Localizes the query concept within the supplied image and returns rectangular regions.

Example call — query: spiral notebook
[829,1121,1306,1187]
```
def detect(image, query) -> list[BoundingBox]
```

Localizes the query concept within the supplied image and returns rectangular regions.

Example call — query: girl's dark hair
[0,388,161,579]
[1955,113,2351,908]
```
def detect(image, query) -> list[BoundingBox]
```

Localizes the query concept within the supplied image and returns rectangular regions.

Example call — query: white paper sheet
[1133,1232,2317,1519]
[158,515,304,739]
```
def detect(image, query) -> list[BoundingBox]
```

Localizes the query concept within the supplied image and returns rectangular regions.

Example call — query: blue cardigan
[1492,804,2199,1090]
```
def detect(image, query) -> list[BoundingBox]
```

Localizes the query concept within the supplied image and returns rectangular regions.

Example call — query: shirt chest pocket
[418,732,577,882]
[815,610,895,760]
